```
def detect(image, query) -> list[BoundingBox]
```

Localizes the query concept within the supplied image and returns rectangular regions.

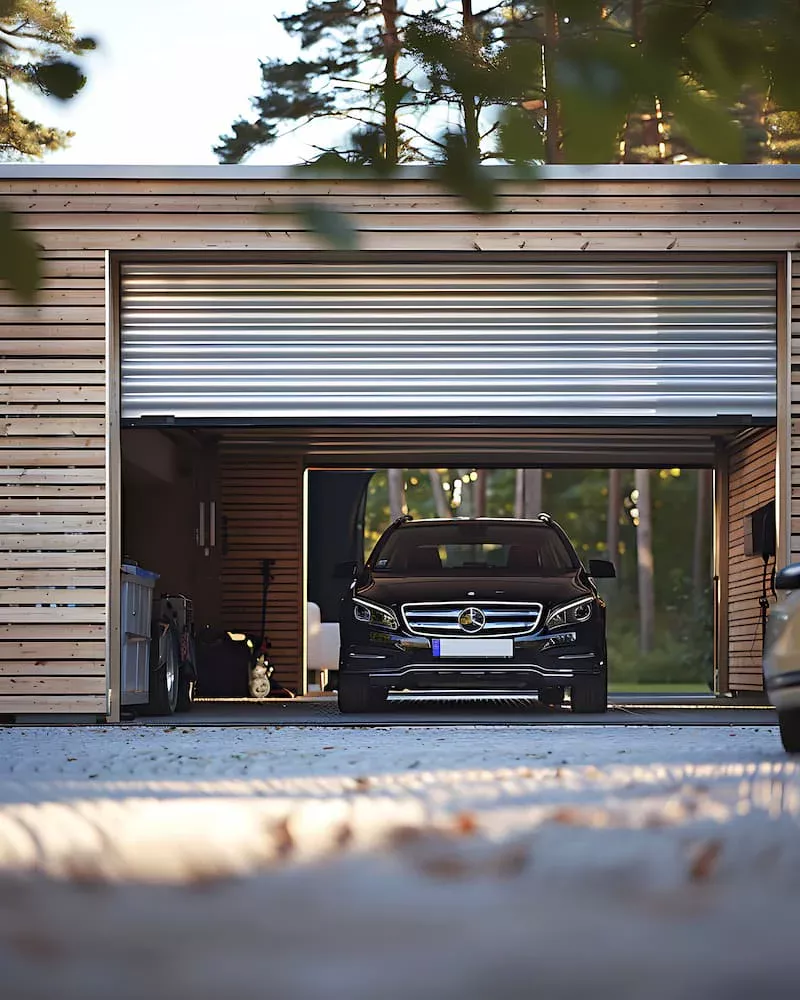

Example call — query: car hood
[355,571,590,610]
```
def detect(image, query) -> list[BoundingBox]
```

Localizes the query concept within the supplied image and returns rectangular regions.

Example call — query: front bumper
[339,625,604,692]
[765,669,800,711]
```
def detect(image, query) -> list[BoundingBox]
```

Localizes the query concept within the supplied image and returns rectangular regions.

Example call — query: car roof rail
[391,513,414,526]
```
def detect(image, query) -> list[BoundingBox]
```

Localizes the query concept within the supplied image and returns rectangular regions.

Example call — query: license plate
[432,638,513,658]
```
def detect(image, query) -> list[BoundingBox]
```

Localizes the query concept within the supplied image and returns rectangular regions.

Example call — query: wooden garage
[0,164,795,720]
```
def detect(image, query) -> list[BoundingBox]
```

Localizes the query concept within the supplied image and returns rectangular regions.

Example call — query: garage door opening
[119,422,777,718]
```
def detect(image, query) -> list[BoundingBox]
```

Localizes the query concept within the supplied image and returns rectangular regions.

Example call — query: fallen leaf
[334,823,353,850]
[491,843,530,877]
[417,854,471,879]
[453,811,479,836]
[387,825,426,848]
[687,839,723,883]
[10,930,65,961]
[272,818,294,859]
[353,776,371,791]
[550,806,586,825]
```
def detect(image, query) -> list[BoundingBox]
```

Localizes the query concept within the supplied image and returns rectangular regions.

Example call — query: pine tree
[0,0,94,160]
[215,0,415,167]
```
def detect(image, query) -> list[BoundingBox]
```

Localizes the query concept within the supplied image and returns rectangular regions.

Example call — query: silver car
[764,564,800,752]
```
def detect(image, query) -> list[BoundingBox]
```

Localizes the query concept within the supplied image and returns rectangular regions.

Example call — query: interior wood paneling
[727,428,777,691]
[218,446,304,692]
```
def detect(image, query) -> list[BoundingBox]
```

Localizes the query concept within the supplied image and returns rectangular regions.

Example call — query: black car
[337,514,615,714]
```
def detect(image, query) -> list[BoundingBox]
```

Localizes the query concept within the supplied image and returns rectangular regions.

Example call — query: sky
[18,0,315,165]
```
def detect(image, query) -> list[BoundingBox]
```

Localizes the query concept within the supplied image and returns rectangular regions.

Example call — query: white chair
[306,601,340,692]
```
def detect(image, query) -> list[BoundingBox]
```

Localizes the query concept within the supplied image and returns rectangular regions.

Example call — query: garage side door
[119,259,776,422]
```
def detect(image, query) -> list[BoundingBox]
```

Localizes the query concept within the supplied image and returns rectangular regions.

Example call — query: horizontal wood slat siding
[1,169,796,713]
[0,252,107,715]
[791,257,800,567]
[218,447,303,692]
[727,428,777,692]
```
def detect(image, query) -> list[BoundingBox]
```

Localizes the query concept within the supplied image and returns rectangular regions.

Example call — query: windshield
[370,521,577,576]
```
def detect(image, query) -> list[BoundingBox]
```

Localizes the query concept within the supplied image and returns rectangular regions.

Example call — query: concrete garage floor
[134,693,776,727]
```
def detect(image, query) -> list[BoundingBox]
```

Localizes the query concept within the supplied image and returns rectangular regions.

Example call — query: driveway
[1,723,798,999]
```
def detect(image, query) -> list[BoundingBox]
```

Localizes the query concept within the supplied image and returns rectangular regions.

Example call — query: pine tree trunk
[635,469,654,654]
[515,469,543,518]
[381,0,400,165]
[388,467,405,520]
[606,468,621,566]
[428,470,452,518]
[461,0,481,158]
[693,468,712,599]
[542,3,562,163]
[474,469,487,516]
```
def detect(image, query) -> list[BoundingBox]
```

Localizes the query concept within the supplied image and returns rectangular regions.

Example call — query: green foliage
[363,466,714,686]
[435,132,497,212]
[0,1,93,300]
[294,201,359,251]
[0,206,40,299]
[0,0,93,158]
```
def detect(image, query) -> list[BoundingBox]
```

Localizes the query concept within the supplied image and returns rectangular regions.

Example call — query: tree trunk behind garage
[635,469,655,654]
[606,468,621,568]
[515,468,543,518]
[428,470,451,517]
[693,468,712,600]
[388,467,405,519]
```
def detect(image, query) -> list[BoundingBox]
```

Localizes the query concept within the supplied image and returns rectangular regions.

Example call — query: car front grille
[401,602,543,638]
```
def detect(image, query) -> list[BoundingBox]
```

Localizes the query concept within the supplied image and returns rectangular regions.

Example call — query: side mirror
[776,563,800,591]
[588,559,616,579]
[333,560,358,579]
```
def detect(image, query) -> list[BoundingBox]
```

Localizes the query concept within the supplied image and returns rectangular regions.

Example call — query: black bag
[195,627,251,698]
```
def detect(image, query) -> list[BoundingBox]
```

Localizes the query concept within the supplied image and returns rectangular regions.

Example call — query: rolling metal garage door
[119,259,777,422]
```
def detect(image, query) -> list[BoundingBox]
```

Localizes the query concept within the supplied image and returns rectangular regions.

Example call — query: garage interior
[116,253,779,715]
[120,422,775,711]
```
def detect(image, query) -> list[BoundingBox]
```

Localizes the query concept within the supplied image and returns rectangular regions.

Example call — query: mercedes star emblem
[458,607,486,634]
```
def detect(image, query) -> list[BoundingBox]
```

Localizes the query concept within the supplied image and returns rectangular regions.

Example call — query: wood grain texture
[3,172,799,714]
[0,254,109,715]
[727,428,777,692]
[218,448,304,692]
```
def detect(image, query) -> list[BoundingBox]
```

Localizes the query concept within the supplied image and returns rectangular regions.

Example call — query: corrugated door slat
[120,260,777,421]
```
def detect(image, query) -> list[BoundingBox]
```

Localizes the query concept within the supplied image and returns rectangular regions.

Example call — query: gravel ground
[2,723,799,999]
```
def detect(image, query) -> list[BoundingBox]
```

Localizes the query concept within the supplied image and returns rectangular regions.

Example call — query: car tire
[338,676,377,713]
[570,672,608,714]
[175,674,195,713]
[778,709,800,753]
[147,619,181,716]
[538,686,564,707]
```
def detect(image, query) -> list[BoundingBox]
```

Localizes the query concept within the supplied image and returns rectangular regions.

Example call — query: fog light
[541,631,577,651]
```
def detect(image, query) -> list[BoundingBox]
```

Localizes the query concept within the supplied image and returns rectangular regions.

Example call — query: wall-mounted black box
[743,499,776,559]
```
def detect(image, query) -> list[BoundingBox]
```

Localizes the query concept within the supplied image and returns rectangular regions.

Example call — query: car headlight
[546,597,594,628]
[352,598,398,630]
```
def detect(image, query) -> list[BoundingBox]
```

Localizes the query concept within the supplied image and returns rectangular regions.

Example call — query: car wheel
[570,673,607,714]
[778,709,800,753]
[338,676,377,713]
[538,686,564,707]
[175,674,195,713]
[147,619,181,716]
